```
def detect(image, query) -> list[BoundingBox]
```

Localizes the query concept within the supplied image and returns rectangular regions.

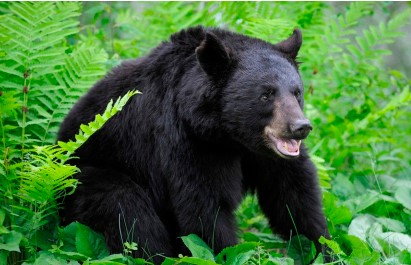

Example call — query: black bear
[58,26,330,262]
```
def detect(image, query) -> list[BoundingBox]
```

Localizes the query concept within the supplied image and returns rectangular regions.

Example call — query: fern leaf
[37,45,108,144]
[58,90,139,155]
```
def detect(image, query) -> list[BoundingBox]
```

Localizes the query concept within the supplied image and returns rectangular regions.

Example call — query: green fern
[0,3,121,263]
[0,2,108,153]
[35,44,108,145]
[1,90,137,264]
[58,90,139,155]
[20,90,138,224]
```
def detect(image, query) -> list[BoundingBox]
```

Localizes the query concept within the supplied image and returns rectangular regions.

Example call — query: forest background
[1,2,411,265]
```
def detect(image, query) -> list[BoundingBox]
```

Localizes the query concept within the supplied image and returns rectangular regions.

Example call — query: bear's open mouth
[267,133,301,158]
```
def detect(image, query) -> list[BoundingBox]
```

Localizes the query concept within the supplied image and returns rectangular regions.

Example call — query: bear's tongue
[269,135,301,157]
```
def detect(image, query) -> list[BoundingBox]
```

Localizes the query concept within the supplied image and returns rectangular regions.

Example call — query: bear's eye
[260,91,272,102]
[294,90,301,99]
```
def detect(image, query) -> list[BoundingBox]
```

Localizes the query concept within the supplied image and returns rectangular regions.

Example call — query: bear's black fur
[58,26,330,263]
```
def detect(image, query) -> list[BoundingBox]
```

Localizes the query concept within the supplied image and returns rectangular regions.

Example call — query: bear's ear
[195,32,231,76]
[274,28,302,60]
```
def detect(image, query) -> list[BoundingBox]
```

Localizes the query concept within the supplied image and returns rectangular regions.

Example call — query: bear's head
[195,29,311,159]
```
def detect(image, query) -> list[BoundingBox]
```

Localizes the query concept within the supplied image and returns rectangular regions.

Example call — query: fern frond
[58,90,139,155]
[0,2,83,153]
[13,90,138,244]
[0,2,110,149]
[34,44,108,145]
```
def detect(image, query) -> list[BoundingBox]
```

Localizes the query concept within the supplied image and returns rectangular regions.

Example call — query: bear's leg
[61,166,174,263]
[242,149,332,261]
[171,188,239,255]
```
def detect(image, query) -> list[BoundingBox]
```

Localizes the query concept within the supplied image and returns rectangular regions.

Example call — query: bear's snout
[289,119,312,140]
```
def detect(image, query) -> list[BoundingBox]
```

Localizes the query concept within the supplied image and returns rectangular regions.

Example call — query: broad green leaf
[343,235,380,265]
[343,190,384,213]
[323,192,353,226]
[376,217,406,233]
[181,234,215,261]
[22,251,81,265]
[287,236,315,265]
[50,248,89,262]
[75,223,109,260]
[394,186,411,210]
[0,230,23,252]
[29,229,54,250]
[174,257,218,265]
[59,222,89,253]
[378,232,411,252]
[161,257,178,265]
[348,214,375,241]
[215,242,259,265]
[242,232,286,249]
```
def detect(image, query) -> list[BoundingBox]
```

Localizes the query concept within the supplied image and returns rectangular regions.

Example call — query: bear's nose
[289,119,312,139]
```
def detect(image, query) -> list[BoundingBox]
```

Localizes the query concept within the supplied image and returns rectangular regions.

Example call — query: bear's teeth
[284,142,288,151]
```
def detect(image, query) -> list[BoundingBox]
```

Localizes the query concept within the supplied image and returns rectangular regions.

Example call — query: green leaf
[399,250,411,264]
[83,254,133,265]
[342,235,380,265]
[29,229,55,251]
[378,232,411,252]
[266,256,294,265]
[0,226,9,235]
[80,124,94,136]
[215,242,259,265]
[394,186,411,210]
[287,235,316,265]
[318,236,344,256]
[343,190,383,213]
[50,247,89,262]
[22,250,81,265]
[323,192,353,226]
[242,232,285,249]
[75,223,110,260]
[181,234,215,261]
[348,214,375,241]
[0,230,23,252]
[0,210,5,225]
[0,250,9,265]
[173,257,218,265]
[376,217,406,233]
[58,90,139,155]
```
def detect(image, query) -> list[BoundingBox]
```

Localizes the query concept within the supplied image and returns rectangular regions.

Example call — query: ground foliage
[0,2,411,265]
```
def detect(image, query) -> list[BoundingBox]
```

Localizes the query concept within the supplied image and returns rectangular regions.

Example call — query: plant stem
[21,71,30,160]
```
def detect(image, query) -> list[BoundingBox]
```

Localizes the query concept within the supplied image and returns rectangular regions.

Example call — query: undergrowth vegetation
[1,2,410,264]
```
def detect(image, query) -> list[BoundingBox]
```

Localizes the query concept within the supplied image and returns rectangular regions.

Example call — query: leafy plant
[0,4,138,264]
[1,88,137,265]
